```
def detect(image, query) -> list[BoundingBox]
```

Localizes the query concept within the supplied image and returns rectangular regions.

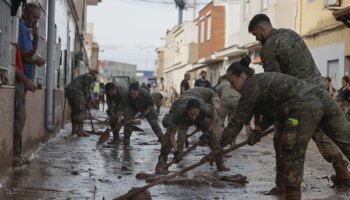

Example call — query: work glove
[201,146,223,166]
[247,129,262,146]
[199,132,210,145]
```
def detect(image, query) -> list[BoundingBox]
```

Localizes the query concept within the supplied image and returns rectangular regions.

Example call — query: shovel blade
[98,131,110,144]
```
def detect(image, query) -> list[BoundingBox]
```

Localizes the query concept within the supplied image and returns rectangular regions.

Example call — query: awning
[333,6,350,28]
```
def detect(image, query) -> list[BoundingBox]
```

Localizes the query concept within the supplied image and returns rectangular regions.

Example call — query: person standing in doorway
[194,70,211,88]
[180,72,190,94]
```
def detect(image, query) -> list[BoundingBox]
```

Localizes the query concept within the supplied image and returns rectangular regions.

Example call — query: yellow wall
[299,0,350,35]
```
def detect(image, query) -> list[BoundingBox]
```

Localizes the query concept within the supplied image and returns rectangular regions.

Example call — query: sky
[87,0,210,71]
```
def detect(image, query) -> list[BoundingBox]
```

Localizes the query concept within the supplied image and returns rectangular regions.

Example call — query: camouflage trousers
[14,82,26,156]
[66,91,86,124]
[219,95,239,123]
[123,105,163,141]
[274,90,350,189]
[159,115,219,162]
[109,111,122,140]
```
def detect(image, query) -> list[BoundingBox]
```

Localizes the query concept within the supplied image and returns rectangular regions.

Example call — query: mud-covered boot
[215,157,230,171]
[155,158,169,175]
[285,187,301,200]
[331,160,350,187]
[77,124,90,137]
[173,151,182,164]
[71,123,77,135]
[109,132,120,144]
[264,173,286,195]
[12,156,23,167]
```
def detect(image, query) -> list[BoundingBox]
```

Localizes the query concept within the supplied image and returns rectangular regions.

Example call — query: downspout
[45,0,55,132]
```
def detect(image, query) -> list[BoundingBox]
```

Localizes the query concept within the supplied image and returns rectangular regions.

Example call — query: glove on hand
[247,129,262,146]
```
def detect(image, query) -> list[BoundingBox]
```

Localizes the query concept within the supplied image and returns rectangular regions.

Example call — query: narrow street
[1,106,350,200]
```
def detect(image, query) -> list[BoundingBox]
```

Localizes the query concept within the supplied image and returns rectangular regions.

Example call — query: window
[206,14,212,41]
[244,0,250,19]
[261,0,268,10]
[200,17,205,43]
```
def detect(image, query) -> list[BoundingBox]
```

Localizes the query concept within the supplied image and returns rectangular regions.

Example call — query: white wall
[225,0,241,47]
[310,43,345,89]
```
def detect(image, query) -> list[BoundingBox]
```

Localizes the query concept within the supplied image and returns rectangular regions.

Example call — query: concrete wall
[0,87,15,172]
[310,43,345,89]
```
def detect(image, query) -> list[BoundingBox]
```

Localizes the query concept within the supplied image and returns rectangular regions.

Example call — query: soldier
[151,92,163,116]
[176,87,221,158]
[219,59,350,200]
[121,82,163,147]
[248,13,350,193]
[105,82,126,144]
[65,73,96,137]
[155,97,229,174]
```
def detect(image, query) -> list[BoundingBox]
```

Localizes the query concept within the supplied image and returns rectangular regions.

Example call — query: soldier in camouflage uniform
[65,73,95,137]
[220,59,350,200]
[248,13,350,193]
[155,97,229,174]
[121,83,163,147]
[105,82,127,143]
[151,92,163,116]
[176,87,222,158]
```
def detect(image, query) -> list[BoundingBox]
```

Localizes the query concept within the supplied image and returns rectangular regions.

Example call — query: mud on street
[1,107,350,200]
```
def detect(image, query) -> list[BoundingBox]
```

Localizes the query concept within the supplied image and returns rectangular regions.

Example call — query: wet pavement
[1,106,350,199]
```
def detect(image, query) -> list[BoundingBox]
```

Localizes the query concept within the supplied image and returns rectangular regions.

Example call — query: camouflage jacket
[222,72,318,145]
[215,79,241,99]
[65,73,95,98]
[180,87,219,105]
[260,28,324,88]
[123,87,154,111]
[106,84,127,115]
[169,96,214,128]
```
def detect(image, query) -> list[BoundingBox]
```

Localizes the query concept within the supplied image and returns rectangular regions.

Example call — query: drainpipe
[45,0,55,132]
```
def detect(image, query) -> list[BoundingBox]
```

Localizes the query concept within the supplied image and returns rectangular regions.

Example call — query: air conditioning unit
[324,0,341,7]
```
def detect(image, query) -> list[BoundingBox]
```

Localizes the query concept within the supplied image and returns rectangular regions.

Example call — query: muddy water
[0,106,350,199]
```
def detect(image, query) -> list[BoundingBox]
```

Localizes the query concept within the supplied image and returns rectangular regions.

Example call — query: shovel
[98,118,142,144]
[113,127,275,200]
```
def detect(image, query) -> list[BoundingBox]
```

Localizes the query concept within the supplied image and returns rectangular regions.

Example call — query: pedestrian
[155,97,229,174]
[121,82,163,147]
[151,92,163,116]
[324,77,337,98]
[248,13,350,192]
[336,76,350,117]
[180,72,190,94]
[13,2,45,167]
[194,70,211,88]
[13,45,36,167]
[65,73,96,137]
[18,3,46,82]
[219,58,350,200]
[105,82,127,144]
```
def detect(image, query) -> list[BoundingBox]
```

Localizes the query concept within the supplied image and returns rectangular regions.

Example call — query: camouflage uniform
[151,92,163,115]
[156,96,226,173]
[260,28,348,188]
[122,87,163,146]
[220,72,350,192]
[215,78,241,122]
[65,73,95,135]
[106,84,126,141]
[177,87,221,153]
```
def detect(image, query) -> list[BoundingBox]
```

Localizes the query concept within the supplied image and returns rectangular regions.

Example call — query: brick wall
[0,87,15,171]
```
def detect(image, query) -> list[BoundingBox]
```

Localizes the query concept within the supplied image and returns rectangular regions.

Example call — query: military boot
[77,124,90,137]
[108,132,120,144]
[331,160,350,187]
[155,158,169,175]
[264,173,286,195]
[71,123,77,135]
[215,157,230,171]
[285,187,301,200]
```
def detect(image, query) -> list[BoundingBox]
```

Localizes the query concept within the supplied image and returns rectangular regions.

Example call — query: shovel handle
[113,127,275,200]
